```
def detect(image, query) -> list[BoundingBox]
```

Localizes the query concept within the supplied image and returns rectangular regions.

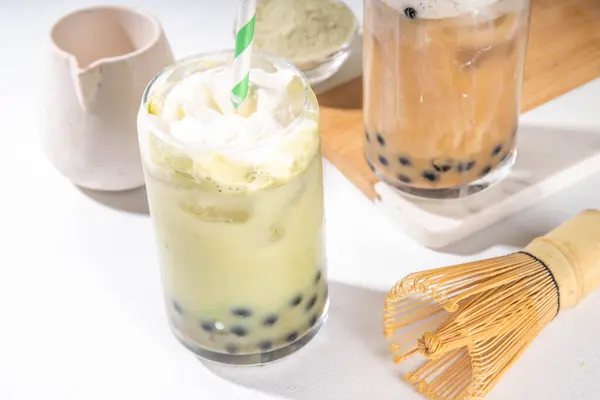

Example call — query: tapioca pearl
[262,315,279,327]
[480,166,492,176]
[225,344,239,354]
[290,294,303,308]
[432,160,453,173]
[200,321,215,333]
[378,155,389,166]
[258,340,273,351]
[314,270,322,285]
[232,308,253,318]
[306,295,317,312]
[398,156,411,167]
[457,161,476,173]
[308,315,318,328]
[376,134,386,146]
[172,300,183,315]
[492,144,503,156]
[286,332,299,343]
[230,325,249,337]
[397,174,412,184]
[404,6,418,19]
[422,170,439,182]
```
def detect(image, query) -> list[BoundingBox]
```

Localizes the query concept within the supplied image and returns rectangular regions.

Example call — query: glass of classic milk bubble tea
[137,51,327,365]
[364,0,531,199]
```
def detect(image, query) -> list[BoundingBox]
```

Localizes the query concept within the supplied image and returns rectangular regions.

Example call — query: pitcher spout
[70,56,103,112]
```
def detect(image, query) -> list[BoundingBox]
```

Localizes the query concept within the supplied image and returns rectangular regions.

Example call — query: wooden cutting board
[318,0,600,200]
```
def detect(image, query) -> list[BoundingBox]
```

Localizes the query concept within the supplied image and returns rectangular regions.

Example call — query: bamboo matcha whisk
[383,209,600,400]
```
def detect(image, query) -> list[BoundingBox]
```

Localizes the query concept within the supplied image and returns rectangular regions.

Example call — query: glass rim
[139,50,314,153]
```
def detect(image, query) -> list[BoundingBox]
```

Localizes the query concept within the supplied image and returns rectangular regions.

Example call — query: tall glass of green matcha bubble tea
[137,51,327,365]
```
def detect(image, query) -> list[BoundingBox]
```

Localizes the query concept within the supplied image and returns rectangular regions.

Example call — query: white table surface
[1,1,599,399]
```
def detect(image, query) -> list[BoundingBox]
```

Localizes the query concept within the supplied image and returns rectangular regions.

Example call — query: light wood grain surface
[318,0,600,200]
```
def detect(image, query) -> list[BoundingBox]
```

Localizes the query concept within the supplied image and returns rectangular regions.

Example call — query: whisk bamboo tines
[383,210,600,400]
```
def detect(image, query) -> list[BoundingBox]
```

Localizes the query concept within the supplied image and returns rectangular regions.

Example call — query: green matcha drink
[137,52,327,365]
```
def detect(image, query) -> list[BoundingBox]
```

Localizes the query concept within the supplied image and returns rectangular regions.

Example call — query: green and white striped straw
[231,0,257,109]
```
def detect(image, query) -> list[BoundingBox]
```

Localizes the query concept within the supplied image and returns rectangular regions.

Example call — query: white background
[0,1,599,399]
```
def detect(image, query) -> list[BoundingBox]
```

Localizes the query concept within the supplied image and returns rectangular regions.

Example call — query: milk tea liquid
[364,0,531,196]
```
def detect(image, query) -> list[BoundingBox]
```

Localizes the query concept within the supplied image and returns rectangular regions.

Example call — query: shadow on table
[406,124,600,255]
[435,214,551,256]
[79,185,150,215]
[204,281,418,400]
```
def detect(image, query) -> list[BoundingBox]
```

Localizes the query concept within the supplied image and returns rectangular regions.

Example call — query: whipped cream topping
[383,0,509,19]
[161,66,298,147]
[142,62,320,189]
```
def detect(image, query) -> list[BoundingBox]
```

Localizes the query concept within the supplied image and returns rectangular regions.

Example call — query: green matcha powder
[254,0,358,67]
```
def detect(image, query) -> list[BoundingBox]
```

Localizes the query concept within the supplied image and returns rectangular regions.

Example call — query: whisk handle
[525,209,600,311]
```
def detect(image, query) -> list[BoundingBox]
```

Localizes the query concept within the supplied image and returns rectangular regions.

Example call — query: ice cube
[251,68,295,92]
[286,76,307,117]
[170,171,220,191]
[456,46,492,68]
[147,135,196,175]
[456,38,516,69]
[179,201,250,223]
[194,153,253,184]
[247,170,280,189]
[166,153,194,173]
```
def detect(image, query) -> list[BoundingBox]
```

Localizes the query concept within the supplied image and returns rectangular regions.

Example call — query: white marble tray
[374,78,600,248]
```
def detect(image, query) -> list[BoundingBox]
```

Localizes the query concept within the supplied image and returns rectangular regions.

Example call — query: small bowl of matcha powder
[241,0,359,85]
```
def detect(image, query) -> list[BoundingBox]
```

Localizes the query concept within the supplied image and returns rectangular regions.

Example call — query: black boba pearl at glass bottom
[492,144,503,156]
[314,270,322,284]
[369,149,515,200]
[225,344,239,354]
[290,295,303,308]
[168,287,329,366]
[305,295,317,312]
[378,155,389,166]
[397,174,411,184]
[422,170,439,182]
[258,340,273,351]
[263,315,279,327]
[172,300,183,315]
[480,166,492,176]
[230,326,248,337]
[457,161,476,173]
[433,161,452,173]
[398,156,412,167]
[376,134,386,146]
[232,308,253,318]
[286,332,299,343]
[200,321,215,333]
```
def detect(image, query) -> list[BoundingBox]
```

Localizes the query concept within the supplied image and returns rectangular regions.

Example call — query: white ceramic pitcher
[41,6,175,191]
